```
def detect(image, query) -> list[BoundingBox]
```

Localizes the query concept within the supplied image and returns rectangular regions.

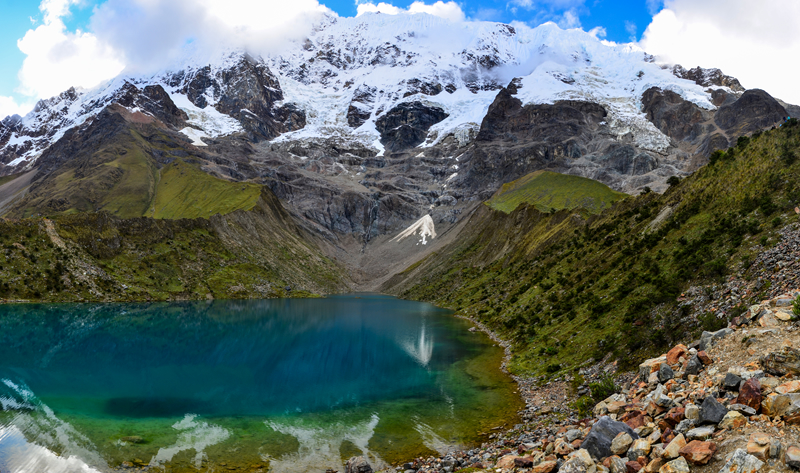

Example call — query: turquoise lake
[0,294,522,472]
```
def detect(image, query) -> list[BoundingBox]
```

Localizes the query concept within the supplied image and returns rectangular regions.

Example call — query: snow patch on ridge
[392,215,437,245]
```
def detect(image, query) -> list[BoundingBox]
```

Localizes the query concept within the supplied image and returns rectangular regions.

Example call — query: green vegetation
[391,120,800,376]
[148,159,262,219]
[486,170,627,215]
[0,191,349,303]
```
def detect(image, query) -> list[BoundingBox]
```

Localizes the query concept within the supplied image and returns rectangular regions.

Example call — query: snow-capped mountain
[0,13,759,172]
[0,12,792,247]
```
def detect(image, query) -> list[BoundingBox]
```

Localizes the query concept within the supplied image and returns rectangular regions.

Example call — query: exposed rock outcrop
[375,101,448,152]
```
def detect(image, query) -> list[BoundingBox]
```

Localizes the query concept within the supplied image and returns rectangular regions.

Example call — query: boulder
[678,440,717,465]
[719,448,764,473]
[762,393,792,417]
[698,396,728,425]
[560,449,597,473]
[583,416,639,461]
[746,432,770,461]
[685,425,714,440]
[658,457,690,473]
[515,457,535,468]
[776,380,800,394]
[787,445,800,469]
[723,373,743,391]
[760,347,800,376]
[609,456,628,473]
[666,345,689,365]
[699,329,732,351]
[658,364,674,383]
[697,351,713,365]
[728,404,756,417]
[345,456,373,473]
[534,460,559,473]
[684,404,699,420]
[629,439,651,460]
[663,434,686,460]
[718,411,746,430]
[611,433,634,456]
[496,455,521,470]
[684,356,703,376]
[626,461,642,473]
[735,378,762,410]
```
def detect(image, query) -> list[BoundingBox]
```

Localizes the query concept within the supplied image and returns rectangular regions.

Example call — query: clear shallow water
[0,294,522,472]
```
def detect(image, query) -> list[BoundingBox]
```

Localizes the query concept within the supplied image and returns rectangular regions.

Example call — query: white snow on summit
[2,13,739,170]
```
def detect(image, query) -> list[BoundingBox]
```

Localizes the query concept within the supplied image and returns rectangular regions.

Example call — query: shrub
[793,295,800,317]
[571,396,594,417]
[589,375,619,402]
[667,176,681,187]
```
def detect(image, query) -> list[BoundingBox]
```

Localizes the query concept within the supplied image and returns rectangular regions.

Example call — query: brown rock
[661,428,675,445]
[626,461,643,473]
[678,440,717,465]
[621,410,647,430]
[496,455,521,470]
[786,413,800,425]
[718,411,747,430]
[746,432,770,461]
[697,351,713,365]
[515,457,535,468]
[533,460,559,473]
[762,393,792,417]
[666,345,689,365]
[736,378,762,411]
[644,458,664,473]
[664,408,685,428]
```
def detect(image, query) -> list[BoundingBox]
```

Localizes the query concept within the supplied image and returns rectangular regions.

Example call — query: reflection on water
[266,414,382,473]
[0,294,521,472]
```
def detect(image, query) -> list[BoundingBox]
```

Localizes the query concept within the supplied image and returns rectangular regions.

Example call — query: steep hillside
[384,119,800,376]
[0,188,351,303]
[487,170,627,214]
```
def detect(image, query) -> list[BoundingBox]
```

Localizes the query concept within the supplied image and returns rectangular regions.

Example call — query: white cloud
[640,0,800,104]
[90,0,331,73]
[558,10,581,29]
[356,1,465,22]
[16,20,125,99]
[0,96,34,120]
[12,0,331,102]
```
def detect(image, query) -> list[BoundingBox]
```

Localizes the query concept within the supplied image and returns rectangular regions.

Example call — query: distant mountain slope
[384,120,800,375]
[487,170,627,214]
[0,13,796,286]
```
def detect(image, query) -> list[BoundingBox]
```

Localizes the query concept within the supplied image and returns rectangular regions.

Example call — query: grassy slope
[0,190,350,303]
[149,159,262,219]
[9,116,260,221]
[487,170,627,214]
[387,122,800,376]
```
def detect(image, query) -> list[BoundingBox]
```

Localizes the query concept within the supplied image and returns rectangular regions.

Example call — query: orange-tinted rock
[736,378,762,411]
[664,408,685,427]
[697,351,713,365]
[661,428,675,444]
[678,440,717,465]
[775,380,800,394]
[667,345,689,365]
[621,410,647,429]
[533,461,559,473]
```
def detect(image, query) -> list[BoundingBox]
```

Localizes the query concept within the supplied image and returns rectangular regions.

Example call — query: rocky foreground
[345,291,800,473]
